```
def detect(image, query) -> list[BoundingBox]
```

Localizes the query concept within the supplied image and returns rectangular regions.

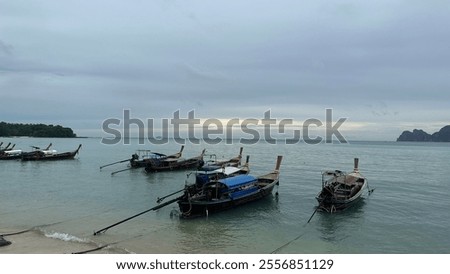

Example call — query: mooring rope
[0,221,65,237]
[0,228,33,237]
[72,234,143,254]
[270,225,310,254]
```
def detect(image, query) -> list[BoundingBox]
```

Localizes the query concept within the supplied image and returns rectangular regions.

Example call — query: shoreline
[0,228,128,254]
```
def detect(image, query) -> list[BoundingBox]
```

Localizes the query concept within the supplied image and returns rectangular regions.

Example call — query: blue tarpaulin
[219,175,257,189]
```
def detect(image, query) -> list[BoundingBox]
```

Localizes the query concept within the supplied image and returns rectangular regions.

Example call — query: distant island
[397,125,450,142]
[0,122,77,138]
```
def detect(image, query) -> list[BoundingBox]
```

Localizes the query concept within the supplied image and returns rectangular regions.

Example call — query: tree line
[0,122,76,137]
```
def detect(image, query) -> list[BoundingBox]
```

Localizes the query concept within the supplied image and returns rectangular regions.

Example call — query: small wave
[44,232,87,243]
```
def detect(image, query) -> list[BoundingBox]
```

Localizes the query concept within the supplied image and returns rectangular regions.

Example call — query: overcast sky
[1,0,449,140]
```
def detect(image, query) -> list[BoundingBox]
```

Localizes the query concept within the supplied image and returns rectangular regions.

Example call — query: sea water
[1,137,449,254]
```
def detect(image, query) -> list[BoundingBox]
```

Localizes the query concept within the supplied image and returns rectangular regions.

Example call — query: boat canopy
[4,149,22,155]
[217,166,242,175]
[197,166,243,176]
[221,166,242,176]
[219,175,257,190]
[164,158,181,162]
[42,150,57,155]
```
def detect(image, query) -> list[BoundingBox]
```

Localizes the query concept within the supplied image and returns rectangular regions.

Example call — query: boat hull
[21,152,78,161]
[130,159,152,168]
[21,145,81,161]
[0,155,22,160]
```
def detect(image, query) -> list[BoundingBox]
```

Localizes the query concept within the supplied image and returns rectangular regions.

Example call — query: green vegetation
[0,122,77,137]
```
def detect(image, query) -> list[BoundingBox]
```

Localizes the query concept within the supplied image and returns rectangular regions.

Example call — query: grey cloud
[0,40,13,56]
[1,0,450,140]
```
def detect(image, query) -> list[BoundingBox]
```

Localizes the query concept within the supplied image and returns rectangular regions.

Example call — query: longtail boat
[21,144,82,161]
[200,147,244,171]
[0,149,23,160]
[177,155,282,218]
[0,143,53,160]
[130,146,184,168]
[316,158,368,213]
[191,155,250,186]
[0,143,19,160]
[100,146,185,175]
[0,142,12,153]
[144,149,205,173]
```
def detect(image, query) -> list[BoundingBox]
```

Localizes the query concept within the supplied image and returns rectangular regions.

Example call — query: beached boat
[316,158,368,212]
[144,149,206,173]
[177,155,282,218]
[21,144,82,161]
[200,147,243,171]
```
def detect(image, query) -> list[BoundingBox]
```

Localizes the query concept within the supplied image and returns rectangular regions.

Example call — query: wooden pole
[100,158,131,169]
[93,196,183,235]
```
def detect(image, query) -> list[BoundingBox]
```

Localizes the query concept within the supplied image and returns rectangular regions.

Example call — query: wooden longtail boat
[154,156,250,205]
[0,142,11,152]
[100,146,185,175]
[144,149,206,173]
[316,158,368,213]
[177,155,282,218]
[130,146,184,168]
[0,149,23,160]
[21,144,82,161]
[200,147,243,171]
[0,143,19,160]
[192,155,250,186]
[0,143,53,161]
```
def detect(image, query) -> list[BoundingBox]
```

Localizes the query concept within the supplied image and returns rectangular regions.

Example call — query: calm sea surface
[1,137,449,254]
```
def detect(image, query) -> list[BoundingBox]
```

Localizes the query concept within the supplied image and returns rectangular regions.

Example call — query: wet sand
[0,229,127,254]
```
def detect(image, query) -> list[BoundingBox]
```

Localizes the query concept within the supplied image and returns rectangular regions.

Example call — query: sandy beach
[0,229,127,254]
